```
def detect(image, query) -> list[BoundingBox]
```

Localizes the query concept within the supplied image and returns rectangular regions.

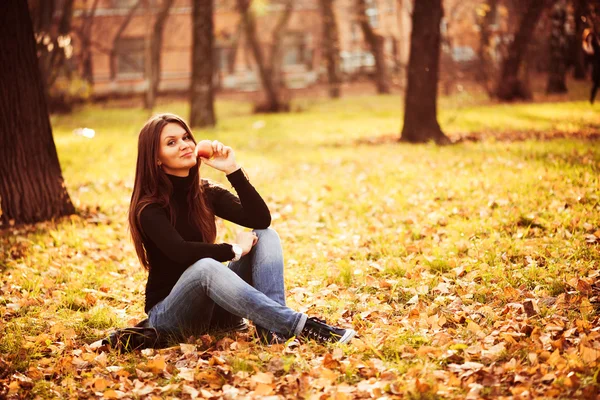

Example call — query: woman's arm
[198,141,271,229]
[140,204,235,265]
[208,168,271,229]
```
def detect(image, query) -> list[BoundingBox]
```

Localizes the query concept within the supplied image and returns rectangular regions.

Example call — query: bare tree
[547,2,568,93]
[73,0,100,85]
[0,0,75,225]
[190,0,216,127]
[476,0,498,95]
[145,0,175,110]
[400,0,449,144]
[109,0,144,81]
[319,0,342,98]
[236,0,293,112]
[269,0,294,91]
[356,0,390,94]
[495,0,557,101]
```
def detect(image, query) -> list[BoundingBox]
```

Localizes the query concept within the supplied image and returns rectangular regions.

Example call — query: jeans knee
[253,228,280,244]
[187,258,222,281]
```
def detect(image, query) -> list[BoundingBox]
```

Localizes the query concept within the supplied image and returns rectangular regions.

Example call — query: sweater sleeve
[140,204,234,265]
[208,168,271,229]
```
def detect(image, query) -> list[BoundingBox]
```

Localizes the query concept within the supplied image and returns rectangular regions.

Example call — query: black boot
[298,317,356,344]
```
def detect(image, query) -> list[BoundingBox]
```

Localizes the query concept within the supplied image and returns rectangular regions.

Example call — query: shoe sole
[339,329,357,344]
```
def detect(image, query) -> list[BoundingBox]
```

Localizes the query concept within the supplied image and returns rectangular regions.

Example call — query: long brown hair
[128,113,216,270]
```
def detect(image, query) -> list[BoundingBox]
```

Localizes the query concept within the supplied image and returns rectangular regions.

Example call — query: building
[70,0,485,97]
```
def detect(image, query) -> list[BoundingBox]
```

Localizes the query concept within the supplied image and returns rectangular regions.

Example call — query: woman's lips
[181,152,193,158]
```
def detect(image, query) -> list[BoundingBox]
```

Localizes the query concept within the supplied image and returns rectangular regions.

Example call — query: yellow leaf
[93,377,109,391]
[103,389,119,399]
[180,343,196,354]
[147,356,166,374]
[581,345,600,364]
[254,383,274,396]
[547,349,562,367]
[250,371,274,385]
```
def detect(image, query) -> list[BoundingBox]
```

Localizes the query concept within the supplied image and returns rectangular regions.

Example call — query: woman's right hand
[235,231,258,256]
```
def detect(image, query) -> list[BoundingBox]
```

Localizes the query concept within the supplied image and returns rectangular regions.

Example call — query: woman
[128,113,355,345]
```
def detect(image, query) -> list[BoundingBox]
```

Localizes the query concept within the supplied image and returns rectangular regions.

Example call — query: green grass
[1,83,600,398]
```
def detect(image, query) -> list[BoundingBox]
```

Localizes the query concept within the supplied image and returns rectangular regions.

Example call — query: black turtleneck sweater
[139,168,271,313]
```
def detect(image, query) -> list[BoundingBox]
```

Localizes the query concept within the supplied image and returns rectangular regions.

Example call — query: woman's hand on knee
[235,231,258,256]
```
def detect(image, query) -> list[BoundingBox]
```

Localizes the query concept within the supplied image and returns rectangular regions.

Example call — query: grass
[1,81,600,398]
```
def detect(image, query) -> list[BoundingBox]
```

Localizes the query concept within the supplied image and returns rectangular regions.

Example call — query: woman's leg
[210,228,286,331]
[148,258,307,338]
[228,228,286,306]
[227,228,287,342]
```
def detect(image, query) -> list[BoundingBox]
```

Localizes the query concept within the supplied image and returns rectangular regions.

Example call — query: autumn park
[1,0,600,398]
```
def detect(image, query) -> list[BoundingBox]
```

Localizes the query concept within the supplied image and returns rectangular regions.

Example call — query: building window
[283,32,308,67]
[115,37,145,76]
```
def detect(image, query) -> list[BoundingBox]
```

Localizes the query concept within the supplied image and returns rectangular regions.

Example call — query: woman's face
[157,123,197,176]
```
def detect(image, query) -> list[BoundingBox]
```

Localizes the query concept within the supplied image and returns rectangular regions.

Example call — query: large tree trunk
[356,0,390,94]
[145,0,175,110]
[546,3,568,93]
[237,0,286,112]
[319,0,342,98]
[400,0,449,144]
[189,0,216,127]
[495,0,555,101]
[0,0,75,226]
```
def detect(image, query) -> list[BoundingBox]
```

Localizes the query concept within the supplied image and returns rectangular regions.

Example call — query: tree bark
[0,0,75,226]
[546,3,568,93]
[400,0,449,144]
[145,0,175,110]
[477,0,498,95]
[269,0,294,91]
[319,0,342,98]
[495,0,556,101]
[237,0,286,112]
[109,0,144,81]
[356,0,390,94]
[189,0,216,127]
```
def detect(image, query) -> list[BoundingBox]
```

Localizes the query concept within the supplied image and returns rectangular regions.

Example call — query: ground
[1,79,599,399]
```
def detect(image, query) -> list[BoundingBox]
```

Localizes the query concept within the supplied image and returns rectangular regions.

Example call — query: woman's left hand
[199,140,240,175]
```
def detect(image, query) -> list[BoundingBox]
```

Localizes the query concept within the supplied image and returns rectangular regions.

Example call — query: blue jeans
[147,228,307,338]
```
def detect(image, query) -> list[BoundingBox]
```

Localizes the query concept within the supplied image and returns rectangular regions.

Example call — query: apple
[195,140,214,159]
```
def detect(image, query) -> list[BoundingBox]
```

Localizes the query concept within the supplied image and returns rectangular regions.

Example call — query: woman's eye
[183,135,191,140]
[168,140,174,146]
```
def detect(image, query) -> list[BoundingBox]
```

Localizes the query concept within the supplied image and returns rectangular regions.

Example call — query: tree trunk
[546,3,568,93]
[356,0,390,94]
[319,0,342,98]
[573,0,587,80]
[0,0,75,226]
[189,0,216,127]
[269,0,294,91]
[145,0,175,110]
[237,0,285,112]
[109,0,143,81]
[495,0,555,101]
[400,0,449,144]
[477,0,497,95]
